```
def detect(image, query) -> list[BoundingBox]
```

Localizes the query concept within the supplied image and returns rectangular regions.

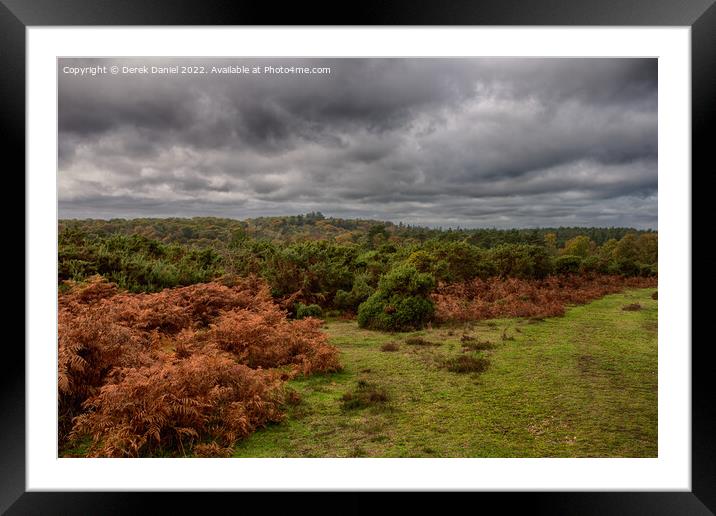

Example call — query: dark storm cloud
[58,58,657,228]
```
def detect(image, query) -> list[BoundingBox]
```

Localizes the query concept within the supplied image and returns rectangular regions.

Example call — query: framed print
[5,0,712,513]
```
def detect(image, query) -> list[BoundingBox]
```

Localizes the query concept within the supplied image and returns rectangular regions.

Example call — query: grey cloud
[58,57,657,229]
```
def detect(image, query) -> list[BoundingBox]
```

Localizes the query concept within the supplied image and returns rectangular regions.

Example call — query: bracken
[58,275,341,457]
[432,274,657,323]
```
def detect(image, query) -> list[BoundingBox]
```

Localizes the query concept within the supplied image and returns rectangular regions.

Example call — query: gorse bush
[357,264,435,331]
[58,275,341,457]
[407,242,494,283]
[489,244,552,279]
[333,273,375,312]
[295,302,323,319]
[59,233,223,292]
[376,263,434,297]
[357,294,434,332]
[579,255,607,274]
[553,255,583,275]
[250,240,357,303]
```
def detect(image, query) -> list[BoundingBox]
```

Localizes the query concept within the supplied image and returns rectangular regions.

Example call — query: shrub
[561,236,594,258]
[333,273,375,312]
[579,255,608,274]
[58,234,224,293]
[406,250,436,273]
[613,258,640,276]
[638,263,656,277]
[377,263,435,296]
[553,255,583,275]
[357,264,435,331]
[411,242,495,283]
[488,244,552,279]
[295,302,323,319]
[358,293,434,332]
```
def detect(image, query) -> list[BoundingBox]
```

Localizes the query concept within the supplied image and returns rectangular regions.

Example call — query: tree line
[59,215,654,248]
[59,216,657,330]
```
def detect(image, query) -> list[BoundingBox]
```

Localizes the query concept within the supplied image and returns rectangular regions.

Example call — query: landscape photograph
[57,57,658,458]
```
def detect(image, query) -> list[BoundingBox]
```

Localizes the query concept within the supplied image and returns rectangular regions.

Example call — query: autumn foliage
[58,275,340,457]
[432,274,657,323]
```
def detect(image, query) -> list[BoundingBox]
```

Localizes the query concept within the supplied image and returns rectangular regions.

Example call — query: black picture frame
[4,1,711,513]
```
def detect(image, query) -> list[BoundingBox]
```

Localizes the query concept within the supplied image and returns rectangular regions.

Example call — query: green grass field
[234,288,657,458]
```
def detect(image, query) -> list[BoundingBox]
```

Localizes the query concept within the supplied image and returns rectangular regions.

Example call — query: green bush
[333,273,375,311]
[406,250,435,274]
[562,235,594,258]
[295,303,323,319]
[357,294,434,332]
[613,258,640,276]
[376,263,435,296]
[579,255,607,274]
[489,244,553,279]
[58,232,224,292]
[357,264,435,331]
[405,242,496,283]
[637,263,657,277]
[553,255,583,275]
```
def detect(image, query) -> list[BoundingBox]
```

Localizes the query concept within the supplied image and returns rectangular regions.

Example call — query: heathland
[58,214,657,457]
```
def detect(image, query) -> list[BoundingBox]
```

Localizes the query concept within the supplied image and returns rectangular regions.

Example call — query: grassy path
[234,288,657,457]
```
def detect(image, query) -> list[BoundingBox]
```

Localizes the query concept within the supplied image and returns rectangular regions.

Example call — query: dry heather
[58,275,341,457]
[432,274,657,323]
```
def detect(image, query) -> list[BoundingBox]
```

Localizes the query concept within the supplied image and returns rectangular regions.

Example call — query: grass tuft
[284,389,302,406]
[405,336,440,346]
[441,355,491,374]
[340,381,389,410]
[380,341,400,352]
[461,340,495,352]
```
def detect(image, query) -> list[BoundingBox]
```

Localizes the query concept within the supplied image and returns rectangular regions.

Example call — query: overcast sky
[58,58,657,229]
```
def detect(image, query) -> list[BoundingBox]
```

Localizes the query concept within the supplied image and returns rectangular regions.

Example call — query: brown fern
[432,274,657,323]
[58,275,341,456]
